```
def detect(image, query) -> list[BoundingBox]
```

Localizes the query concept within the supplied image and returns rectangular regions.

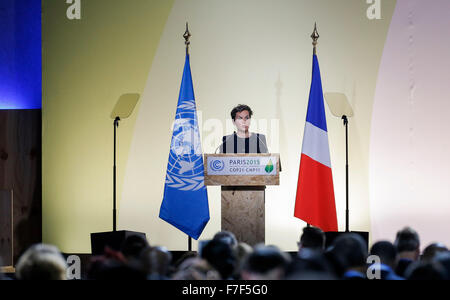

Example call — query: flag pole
[342,115,350,232]
[184,22,191,56]
[183,22,193,251]
[311,22,319,55]
[305,23,320,229]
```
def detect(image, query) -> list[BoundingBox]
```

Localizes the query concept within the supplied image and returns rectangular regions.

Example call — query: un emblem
[165,100,205,191]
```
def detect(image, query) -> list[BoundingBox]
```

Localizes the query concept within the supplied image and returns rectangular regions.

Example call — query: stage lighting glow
[0,0,41,110]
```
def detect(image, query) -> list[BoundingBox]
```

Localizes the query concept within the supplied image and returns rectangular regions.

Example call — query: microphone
[256,134,269,153]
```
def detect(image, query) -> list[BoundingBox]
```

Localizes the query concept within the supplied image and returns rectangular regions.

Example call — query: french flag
[294,54,338,232]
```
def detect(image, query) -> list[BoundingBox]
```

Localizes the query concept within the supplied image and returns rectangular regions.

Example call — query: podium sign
[204,153,280,245]
[206,155,278,176]
[204,153,280,186]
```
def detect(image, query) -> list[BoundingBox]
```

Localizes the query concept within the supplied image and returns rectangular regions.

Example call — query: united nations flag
[159,53,210,240]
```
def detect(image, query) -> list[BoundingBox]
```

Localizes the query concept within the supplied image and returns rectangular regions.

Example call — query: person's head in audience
[368,241,405,280]
[297,226,326,254]
[421,243,448,263]
[89,259,146,280]
[405,261,447,280]
[172,257,221,280]
[213,231,238,250]
[173,251,197,271]
[330,233,367,280]
[16,244,67,280]
[394,227,420,261]
[200,239,236,279]
[286,250,337,280]
[394,226,420,277]
[120,234,150,262]
[88,247,146,280]
[370,241,398,270]
[233,242,253,279]
[241,245,291,280]
[433,251,450,280]
[140,246,172,280]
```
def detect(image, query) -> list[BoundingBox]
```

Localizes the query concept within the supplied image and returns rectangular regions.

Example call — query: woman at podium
[219,104,268,154]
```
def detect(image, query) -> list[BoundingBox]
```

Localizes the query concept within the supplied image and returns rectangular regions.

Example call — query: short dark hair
[299,227,326,250]
[201,240,235,279]
[231,104,253,121]
[422,243,448,262]
[394,227,420,253]
[434,251,450,280]
[242,245,290,275]
[331,233,367,269]
[213,231,238,249]
[406,262,447,280]
[370,241,397,266]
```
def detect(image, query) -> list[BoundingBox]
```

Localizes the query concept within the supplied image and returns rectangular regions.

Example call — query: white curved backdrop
[370,0,450,248]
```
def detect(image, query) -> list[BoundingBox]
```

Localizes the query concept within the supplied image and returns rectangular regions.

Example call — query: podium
[204,153,280,246]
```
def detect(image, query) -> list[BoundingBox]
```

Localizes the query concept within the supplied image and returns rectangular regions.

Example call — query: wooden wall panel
[0,110,41,265]
[0,190,13,266]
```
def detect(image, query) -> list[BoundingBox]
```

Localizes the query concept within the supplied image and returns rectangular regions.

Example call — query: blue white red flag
[294,54,338,232]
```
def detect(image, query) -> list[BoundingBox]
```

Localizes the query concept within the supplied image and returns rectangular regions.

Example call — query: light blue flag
[159,54,210,240]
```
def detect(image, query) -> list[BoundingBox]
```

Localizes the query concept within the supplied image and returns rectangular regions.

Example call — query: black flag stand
[342,115,350,232]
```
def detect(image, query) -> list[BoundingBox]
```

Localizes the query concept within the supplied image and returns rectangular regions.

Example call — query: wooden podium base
[205,153,281,247]
[221,186,265,246]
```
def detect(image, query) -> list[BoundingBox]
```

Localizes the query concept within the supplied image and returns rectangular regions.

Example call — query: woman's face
[233,110,251,133]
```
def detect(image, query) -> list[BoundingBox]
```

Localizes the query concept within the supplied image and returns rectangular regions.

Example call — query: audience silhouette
[2,225,449,280]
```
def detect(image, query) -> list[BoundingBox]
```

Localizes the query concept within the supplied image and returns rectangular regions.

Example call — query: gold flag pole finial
[311,22,319,55]
[183,22,191,55]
